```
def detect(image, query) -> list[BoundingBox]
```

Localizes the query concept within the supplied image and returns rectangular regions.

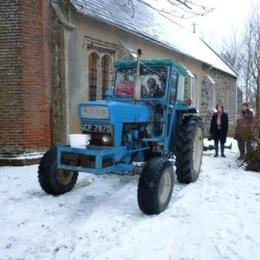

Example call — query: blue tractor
[38,51,203,215]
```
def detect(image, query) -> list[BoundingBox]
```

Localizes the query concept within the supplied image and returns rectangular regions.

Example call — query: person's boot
[221,143,225,157]
[238,141,245,160]
[214,141,218,157]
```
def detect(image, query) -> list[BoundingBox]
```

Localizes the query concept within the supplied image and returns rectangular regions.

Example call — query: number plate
[81,124,112,134]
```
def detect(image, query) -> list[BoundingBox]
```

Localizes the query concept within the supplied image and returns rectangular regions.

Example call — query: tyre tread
[138,157,174,215]
[38,147,78,195]
[175,116,203,184]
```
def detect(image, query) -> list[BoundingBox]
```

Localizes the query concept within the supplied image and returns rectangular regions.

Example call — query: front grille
[61,153,95,168]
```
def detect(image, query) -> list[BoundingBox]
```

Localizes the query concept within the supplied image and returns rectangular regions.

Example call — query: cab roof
[114,59,187,76]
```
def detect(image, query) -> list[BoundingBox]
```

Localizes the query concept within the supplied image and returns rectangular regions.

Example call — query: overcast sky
[154,0,258,51]
[185,0,258,50]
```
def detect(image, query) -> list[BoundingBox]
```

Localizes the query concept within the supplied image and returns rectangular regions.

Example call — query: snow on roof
[69,0,237,77]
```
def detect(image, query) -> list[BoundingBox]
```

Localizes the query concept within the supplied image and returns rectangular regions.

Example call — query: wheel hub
[158,168,172,205]
[56,170,74,185]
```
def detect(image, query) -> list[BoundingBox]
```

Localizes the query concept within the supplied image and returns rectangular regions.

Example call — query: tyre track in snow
[0,169,139,260]
[39,174,141,260]
[1,139,260,260]
[86,148,260,260]
[70,169,192,259]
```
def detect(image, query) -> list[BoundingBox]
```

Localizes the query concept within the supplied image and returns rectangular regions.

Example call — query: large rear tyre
[38,147,78,195]
[138,157,174,215]
[176,116,203,184]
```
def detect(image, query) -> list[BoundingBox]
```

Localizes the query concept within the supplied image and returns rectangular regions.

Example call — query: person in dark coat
[210,104,229,157]
[234,103,254,160]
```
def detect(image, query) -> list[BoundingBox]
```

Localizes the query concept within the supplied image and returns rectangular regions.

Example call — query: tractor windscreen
[114,67,167,98]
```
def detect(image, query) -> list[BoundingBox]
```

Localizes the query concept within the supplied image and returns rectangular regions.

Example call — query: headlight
[101,135,111,145]
[81,106,109,119]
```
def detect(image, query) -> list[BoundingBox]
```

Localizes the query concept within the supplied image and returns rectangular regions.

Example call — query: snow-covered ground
[0,138,260,260]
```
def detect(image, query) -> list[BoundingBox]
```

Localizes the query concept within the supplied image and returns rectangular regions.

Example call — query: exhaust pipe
[133,49,142,101]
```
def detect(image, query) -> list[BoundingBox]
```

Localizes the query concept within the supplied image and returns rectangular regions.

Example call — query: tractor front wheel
[138,157,174,215]
[176,116,203,184]
[38,147,78,195]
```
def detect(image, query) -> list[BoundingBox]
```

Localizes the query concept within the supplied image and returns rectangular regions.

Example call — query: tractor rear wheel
[176,116,203,184]
[138,157,174,215]
[38,147,78,195]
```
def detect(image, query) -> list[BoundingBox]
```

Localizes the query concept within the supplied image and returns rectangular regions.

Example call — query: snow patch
[0,138,259,259]
[0,152,44,160]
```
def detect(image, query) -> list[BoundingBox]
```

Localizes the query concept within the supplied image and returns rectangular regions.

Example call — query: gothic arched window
[101,55,112,99]
[88,52,99,101]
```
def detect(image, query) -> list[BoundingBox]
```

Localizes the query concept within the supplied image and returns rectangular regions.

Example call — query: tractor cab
[113,59,194,106]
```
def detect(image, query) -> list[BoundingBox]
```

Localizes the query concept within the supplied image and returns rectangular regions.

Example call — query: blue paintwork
[79,100,151,147]
[56,145,150,174]
[57,62,197,175]
[79,100,151,123]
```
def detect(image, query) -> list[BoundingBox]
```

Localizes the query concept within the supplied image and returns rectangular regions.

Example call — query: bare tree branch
[168,0,192,10]
[128,0,214,20]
